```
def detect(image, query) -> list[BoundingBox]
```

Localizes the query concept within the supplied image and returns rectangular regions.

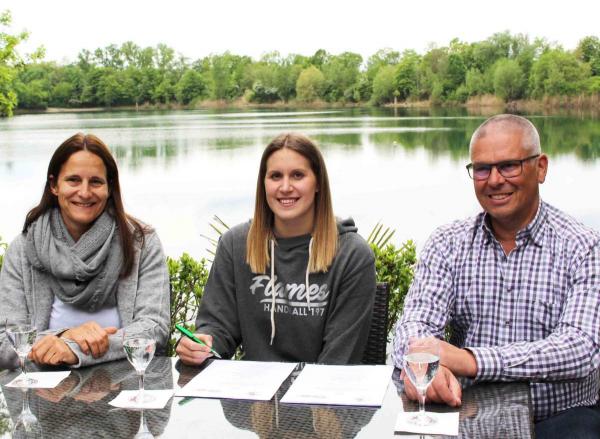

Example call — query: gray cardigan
[0,230,170,368]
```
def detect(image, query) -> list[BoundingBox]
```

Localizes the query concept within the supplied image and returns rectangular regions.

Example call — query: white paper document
[395,411,459,436]
[6,371,71,388]
[175,360,297,401]
[280,364,394,406]
[109,390,174,409]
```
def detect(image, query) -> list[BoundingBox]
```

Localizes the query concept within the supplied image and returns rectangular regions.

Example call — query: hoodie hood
[337,217,358,235]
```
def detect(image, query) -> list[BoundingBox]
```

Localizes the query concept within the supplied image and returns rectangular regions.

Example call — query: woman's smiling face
[264,148,318,238]
[50,150,109,241]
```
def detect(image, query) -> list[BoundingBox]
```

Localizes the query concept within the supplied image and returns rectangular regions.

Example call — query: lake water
[1,107,599,259]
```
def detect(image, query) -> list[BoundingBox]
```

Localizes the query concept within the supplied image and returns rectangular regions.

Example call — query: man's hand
[30,335,78,365]
[61,322,118,358]
[403,364,462,407]
[176,333,215,365]
[438,340,478,377]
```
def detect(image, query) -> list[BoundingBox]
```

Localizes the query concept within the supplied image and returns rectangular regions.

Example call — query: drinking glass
[12,388,43,439]
[134,409,154,439]
[403,336,440,426]
[5,318,38,387]
[123,327,156,405]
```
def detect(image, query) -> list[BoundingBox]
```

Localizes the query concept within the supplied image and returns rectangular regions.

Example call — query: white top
[48,296,121,330]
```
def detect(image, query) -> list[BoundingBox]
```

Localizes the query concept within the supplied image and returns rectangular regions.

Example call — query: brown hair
[23,133,147,277]
[246,133,338,273]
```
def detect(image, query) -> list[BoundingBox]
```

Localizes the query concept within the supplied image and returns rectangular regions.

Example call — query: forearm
[469,328,598,382]
[65,334,125,368]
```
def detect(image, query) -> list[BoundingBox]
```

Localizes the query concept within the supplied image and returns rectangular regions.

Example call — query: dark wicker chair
[361,282,389,365]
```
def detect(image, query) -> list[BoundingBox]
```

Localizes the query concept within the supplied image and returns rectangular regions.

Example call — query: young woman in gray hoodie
[177,133,376,365]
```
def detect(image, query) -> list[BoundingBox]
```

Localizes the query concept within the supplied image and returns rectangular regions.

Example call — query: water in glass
[5,320,37,386]
[403,337,440,426]
[124,338,156,373]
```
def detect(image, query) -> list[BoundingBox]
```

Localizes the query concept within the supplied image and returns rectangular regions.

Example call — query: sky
[2,0,599,64]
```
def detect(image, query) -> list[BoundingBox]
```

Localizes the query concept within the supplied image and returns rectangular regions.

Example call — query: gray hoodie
[195,218,376,364]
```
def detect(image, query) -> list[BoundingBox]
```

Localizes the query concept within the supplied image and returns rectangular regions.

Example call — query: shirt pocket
[516,297,560,339]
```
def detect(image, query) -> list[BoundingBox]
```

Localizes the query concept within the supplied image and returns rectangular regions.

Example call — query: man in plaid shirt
[393,114,600,438]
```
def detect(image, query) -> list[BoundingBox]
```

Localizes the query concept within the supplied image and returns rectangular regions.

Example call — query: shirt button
[507,286,513,292]
[505,320,511,326]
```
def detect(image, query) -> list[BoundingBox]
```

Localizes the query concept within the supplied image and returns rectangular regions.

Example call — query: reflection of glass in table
[0,358,534,438]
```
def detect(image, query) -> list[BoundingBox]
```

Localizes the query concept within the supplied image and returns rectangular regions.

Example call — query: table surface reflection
[0,357,533,438]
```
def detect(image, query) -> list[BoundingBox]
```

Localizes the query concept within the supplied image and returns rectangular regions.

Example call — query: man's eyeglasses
[466,154,540,181]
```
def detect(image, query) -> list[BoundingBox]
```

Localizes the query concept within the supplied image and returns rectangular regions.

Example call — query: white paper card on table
[280,364,394,406]
[109,390,174,409]
[6,371,71,388]
[395,411,459,436]
[175,360,297,401]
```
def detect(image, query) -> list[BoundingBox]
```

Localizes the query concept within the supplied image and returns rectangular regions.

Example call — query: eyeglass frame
[465,154,540,181]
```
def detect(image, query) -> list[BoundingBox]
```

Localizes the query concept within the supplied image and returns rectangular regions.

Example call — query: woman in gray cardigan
[0,133,170,369]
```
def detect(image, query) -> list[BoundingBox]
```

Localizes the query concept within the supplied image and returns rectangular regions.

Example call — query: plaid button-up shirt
[393,201,600,421]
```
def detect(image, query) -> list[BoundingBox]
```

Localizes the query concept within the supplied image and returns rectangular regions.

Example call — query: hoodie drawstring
[306,237,313,309]
[269,236,314,346]
[269,239,276,345]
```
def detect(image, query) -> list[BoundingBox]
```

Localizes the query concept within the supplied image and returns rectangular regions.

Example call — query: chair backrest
[361,282,389,365]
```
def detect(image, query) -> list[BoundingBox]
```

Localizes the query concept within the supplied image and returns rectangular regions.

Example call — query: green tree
[576,36,600,76]
[0,10,28,116]
[176,69,207,104]
[395,50,420,100]
[321,52,362,102]
[493,58,525,100]
[153,77,175,104]
[465,68,488,96]
[97,68,128,106]
[295,66,325,102]
[370,65,397,105]
[531,49,591,97]
[51,81,75,107]
[208,52,251,100]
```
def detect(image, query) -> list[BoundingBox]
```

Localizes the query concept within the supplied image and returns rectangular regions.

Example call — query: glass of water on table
[403,336,440,426]
[5,318,38,387]
[123,326,157,405]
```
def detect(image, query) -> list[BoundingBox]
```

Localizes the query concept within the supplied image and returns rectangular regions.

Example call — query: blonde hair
[246,133,338,273]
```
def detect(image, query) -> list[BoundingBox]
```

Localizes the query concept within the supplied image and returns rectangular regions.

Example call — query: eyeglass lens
[472,161,522,179]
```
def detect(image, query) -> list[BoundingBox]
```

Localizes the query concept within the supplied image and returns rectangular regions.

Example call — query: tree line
[1,10,600,117]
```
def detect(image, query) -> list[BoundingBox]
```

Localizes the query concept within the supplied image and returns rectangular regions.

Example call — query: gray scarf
[24,208,122,312]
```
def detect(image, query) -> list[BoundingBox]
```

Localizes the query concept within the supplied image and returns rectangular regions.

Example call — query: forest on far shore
[1,10,600,117]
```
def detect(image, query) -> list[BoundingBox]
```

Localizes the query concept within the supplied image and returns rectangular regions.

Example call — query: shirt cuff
[467,346,503,381]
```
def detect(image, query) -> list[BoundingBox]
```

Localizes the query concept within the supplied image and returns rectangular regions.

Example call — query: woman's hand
[61,322,118,358]
[176,333,215,365]
[30,335,78,365]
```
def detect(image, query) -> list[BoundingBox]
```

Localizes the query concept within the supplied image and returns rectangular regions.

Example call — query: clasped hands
[402,340,478,408]
[29,321,118,366]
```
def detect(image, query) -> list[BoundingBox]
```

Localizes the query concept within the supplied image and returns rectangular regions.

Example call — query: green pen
[175,324,222,359]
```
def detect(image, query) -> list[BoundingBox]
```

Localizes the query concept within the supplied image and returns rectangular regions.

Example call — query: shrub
[370,240,416,341]
[167,253,209,356]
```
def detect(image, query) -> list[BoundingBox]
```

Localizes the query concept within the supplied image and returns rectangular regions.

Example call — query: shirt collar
[480,199,546,247]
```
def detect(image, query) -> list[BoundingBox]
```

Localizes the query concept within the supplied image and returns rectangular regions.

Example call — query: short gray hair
[469,114,541,156]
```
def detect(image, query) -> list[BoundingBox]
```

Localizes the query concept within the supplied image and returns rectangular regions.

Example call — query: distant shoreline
[13,95,600,116]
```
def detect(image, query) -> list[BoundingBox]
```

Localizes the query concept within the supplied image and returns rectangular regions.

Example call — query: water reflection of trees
[369,113,600,162]
[313,133,362,149]
[101,110,600,170]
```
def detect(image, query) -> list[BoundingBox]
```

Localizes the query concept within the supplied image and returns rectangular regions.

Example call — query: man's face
[470,124,548,232]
